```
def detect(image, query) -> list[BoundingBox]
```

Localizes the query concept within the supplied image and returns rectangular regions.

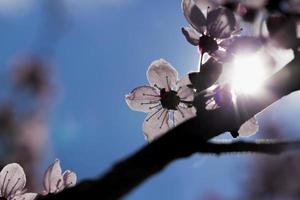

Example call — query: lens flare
[231,54,267,94]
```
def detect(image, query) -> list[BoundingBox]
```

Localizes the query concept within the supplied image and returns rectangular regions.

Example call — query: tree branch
[199,140,300,155]
[38,54,300,200]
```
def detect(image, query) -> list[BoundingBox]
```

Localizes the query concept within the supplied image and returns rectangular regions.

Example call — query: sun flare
[230,54,267,95]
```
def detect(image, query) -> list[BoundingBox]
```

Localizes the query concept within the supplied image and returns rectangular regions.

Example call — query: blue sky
[0,0,299,199]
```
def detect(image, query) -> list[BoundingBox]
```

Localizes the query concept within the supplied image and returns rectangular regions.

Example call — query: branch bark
[38,53,300,200]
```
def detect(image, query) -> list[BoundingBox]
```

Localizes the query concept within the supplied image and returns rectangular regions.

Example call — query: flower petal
[62,170,77,188]
[143,109,171,142]
[238,117,259,137]
[43,159,63,194]
[182,0,206,33]
[225,36,264,55]
[174,107,196,126]
[205,98,219,110]
[147,59,178,91]
[125,86,160,113]
[177,85,195,102]
[181,26,200,46]
[11,193,37,200]
[207,7,236,39]
[210,49,229,62]
[176,74,193,88]
[0,163,26,198]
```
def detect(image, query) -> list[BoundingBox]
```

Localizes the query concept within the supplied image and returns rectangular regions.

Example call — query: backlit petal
[143,109,171,142]
[0,163,26,198]
[207,7,236,39]
[174,107,196,126]
[238,117,259,137]
[125,86,160,113]
[147,59,178,91]
[11,193,38,200]
[177,85,195,102]
[62,170,77,188]
[43,159,63,194]
[181,26,201,46]
[182,0,206,33]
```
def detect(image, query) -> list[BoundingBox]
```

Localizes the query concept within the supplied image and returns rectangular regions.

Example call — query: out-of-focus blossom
[12,57,51,99]
[266,14,298,49]
[181,0,239,60]
[0,103,15,135]
[0,163,37,200]
[282,0,300,14]
[241,0,268,9]
[126,59,196,141]
[42,159,77,195]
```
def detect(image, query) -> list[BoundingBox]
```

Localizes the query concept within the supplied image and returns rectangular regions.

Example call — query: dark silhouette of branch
[199,140,300,155]
[37,53,300,200]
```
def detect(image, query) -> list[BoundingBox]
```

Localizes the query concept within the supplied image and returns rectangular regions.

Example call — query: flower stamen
[9,178,21,197]
[177,107,185,118]
[149,104,161,110]
[157,109,167,120]
[1,171,8,195]
[140,100,160,105]
[146,107,163,122]
[159,110,169,129]
[142,93,160,97]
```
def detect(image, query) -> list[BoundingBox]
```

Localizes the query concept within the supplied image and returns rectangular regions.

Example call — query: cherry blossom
[0,163,37,200]
[42,159,77,195]
[126,59,196,141]
[181,0,239,65]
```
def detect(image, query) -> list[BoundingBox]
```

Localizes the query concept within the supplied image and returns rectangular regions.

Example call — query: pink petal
[62,170,77,188]
[0,163,26,198]
[238,117,259,137]
[182,0,206,33]
[176,74,193,88]
[43,159,63,194]
[147,59,178,91]
[225,36,263,55]
[125,86,160,113]
[11,193,38,200]
[143,109,171,142]
[177,85,194,102]
[181,26,201,46]
[205,98,215,110]
[207,7,236,39]
[174,107,196,126]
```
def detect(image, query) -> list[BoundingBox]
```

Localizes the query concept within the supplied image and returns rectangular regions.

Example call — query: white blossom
[0,163,37,200]
[182,0,239,57]
[42,159,77,195]
[126,59,196,142]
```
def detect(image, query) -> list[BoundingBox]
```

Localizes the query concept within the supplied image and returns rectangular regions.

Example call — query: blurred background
[0,0,299,199]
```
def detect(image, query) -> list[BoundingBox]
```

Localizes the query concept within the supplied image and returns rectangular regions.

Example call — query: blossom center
[160,88,180,110]
[198,35,218,54]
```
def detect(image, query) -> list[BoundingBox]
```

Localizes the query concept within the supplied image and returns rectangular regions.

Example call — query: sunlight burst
[230,54,267,94]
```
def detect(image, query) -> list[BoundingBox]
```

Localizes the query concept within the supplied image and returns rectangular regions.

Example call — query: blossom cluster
[125,0,299,141]
[0,159,76,200]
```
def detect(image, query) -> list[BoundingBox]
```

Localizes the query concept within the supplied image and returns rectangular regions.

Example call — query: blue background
[0,0,299,199]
